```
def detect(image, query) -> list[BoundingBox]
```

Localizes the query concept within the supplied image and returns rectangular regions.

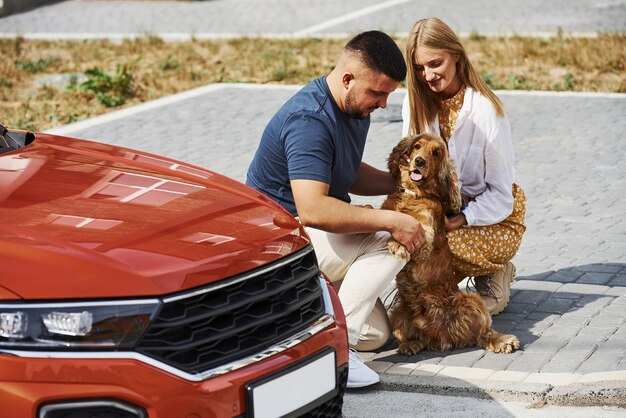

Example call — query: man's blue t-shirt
[246,76,370,217]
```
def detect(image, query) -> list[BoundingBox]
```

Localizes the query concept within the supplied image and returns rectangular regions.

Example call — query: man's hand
[388,212,425,254]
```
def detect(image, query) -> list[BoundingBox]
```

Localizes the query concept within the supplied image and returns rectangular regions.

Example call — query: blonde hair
[405,18,505,135]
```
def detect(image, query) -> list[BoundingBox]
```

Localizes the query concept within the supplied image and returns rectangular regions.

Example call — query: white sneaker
[347,348,380,388]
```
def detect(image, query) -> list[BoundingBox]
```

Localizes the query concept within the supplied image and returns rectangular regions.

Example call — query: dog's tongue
[410,172,423,181]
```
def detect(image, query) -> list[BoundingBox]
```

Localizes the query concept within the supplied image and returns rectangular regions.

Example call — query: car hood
[0,133,309,300]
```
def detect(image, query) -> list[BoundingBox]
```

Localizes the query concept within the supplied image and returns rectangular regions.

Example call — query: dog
[382,133,519,355]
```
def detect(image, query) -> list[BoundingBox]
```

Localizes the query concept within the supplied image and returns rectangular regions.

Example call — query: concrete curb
[371,370,626,407]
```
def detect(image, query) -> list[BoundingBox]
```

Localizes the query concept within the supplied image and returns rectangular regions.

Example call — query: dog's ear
[438,155,462,215]
[388,135,417,182]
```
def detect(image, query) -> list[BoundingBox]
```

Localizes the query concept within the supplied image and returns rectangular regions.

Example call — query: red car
[0,124,349,418]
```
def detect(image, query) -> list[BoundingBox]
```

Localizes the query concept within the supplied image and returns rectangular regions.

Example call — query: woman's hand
[445,213,467,232]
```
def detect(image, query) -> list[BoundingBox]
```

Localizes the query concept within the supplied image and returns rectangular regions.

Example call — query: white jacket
[401,87,515,226]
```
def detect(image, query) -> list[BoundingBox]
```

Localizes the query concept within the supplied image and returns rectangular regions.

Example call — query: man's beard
[344,89,374,120]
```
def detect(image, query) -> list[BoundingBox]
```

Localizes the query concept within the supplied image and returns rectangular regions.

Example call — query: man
[246,31,425,388]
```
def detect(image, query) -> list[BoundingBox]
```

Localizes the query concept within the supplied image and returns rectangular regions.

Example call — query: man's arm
[292,179,425,253]
[349,162,396,196]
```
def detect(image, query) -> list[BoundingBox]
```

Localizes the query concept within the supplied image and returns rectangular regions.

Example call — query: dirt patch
[1,34,624,131]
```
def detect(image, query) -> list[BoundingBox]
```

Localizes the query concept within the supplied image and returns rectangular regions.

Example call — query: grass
[1,33,624,131]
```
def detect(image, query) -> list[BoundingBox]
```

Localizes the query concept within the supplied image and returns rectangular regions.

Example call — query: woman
[401,17,527,315]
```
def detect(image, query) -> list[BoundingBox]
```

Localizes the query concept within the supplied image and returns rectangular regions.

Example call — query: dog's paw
[489,334,520,354]
[423,225,435,246]
[397,340,424,356]
[387,239,411,261]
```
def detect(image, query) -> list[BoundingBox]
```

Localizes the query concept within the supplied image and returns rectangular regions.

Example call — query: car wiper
[0,123,31,153]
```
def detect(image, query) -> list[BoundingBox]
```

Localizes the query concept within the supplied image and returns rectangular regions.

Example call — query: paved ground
[4,0,626,409]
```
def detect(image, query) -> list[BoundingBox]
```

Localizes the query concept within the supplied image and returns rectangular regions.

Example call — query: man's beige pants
[305,227,406,351]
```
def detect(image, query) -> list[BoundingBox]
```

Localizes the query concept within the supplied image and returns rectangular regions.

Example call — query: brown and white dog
[382,133,519,355]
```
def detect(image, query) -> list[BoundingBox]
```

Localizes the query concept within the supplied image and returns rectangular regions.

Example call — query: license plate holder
[245,348,337,418]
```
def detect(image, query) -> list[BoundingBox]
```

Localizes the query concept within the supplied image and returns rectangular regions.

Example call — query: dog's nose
[414,157,426,168]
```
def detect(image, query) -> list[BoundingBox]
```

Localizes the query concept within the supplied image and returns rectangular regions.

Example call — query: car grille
[135,247,325,374]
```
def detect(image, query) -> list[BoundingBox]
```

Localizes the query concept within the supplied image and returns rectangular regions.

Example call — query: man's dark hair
[344,30,406,82]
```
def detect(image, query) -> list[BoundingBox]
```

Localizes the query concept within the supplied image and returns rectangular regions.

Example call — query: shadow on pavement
[374,263,625,374]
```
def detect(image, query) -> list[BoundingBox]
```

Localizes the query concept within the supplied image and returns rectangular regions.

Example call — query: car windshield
[0,124,35,155]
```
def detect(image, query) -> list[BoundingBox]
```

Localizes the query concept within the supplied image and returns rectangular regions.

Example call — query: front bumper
[0,317,347,417]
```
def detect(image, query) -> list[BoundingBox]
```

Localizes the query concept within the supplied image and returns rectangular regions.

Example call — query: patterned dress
[440,86,527,277]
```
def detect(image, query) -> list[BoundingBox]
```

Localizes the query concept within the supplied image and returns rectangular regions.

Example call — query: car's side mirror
[0,124,34,154]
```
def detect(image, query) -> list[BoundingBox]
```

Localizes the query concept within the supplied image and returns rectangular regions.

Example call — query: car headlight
[0,300,160,349]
